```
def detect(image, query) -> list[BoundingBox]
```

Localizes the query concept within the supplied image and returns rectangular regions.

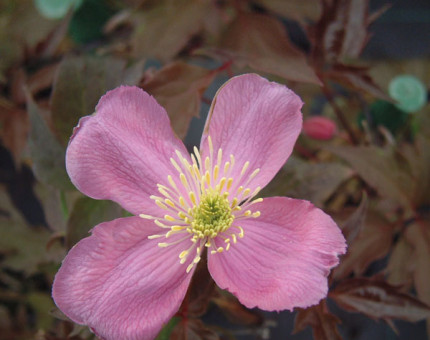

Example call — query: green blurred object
[34,0,83,19]
[359,100,408,135]
[69,0,115,43]
[155,317,180,340]
[388,75,427,113]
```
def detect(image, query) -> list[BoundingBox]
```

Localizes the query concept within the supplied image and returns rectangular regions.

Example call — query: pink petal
[200,74,303,195]
[52,216,195,340]
[66,86,190,215]
[208,197,346,311]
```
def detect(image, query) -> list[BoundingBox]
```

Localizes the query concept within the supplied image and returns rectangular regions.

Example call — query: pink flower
[52,74,346,340]
[303,116,337,140]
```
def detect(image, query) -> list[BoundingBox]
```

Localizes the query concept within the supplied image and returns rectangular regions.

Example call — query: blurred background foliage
[0,0,429,339]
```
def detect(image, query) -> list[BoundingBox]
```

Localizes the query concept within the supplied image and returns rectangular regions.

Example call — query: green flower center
[190,192,234,239]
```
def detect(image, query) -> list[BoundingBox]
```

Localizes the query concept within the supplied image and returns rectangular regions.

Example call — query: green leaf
[66,197,122,249]
[156,317,180,340]
[51,56,144,145]
[26,292,56,330]
[26,94,73,191]
[0,191,64,275]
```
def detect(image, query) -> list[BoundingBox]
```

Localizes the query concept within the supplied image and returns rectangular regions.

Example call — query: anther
[242,188,251,197]
[178,211,187,219]
[148,234,164,239]
[154,220,170,228]
[164,215,176,222]
[219,177,226,191]
[237,226,244,238]
[139,213,155,220]
[155,200,168,210]
[204,157,210,172]
[189,192,197,206]
[214,165,220,181]
[224,162,230,175]
[227,178,233,190]
[165,199,175,208]
[252,211,261,218]
[179,173,189,190]
[217,149,223,167]
[241,161,250,176]
[170,158,182,173]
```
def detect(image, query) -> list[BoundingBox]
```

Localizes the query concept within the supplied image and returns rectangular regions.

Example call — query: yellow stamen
[164,215,176,222]
[241,161,250,176]
[145,136,264,273]
[155,200,168,210]
[189,191,197,205]
[213,165,219,181]
[227,178,233,190]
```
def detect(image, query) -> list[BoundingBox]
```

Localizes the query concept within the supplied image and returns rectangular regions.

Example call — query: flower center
[190,192,234,239]
[140,136,262,273]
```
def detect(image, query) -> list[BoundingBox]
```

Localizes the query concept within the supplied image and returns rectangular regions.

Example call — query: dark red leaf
[219,12,320,84]
[333,210,393,281]
[340,191,368,244]
[405,220,430,336]
[141,61,215,139]
[330,277,430,322]
[326,64,392,101]
[309,0,388,63]
[294,300,342,340]
[180,255,216,318]
[212,292,263,327]
[170,318,219,340]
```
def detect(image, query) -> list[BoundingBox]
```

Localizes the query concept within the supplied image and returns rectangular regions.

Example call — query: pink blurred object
[303,116,337,140]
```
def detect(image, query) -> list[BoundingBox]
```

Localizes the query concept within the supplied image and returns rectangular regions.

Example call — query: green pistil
[190,193,234,239]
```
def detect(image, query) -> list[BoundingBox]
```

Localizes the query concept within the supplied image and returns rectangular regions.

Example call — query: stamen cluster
[191,191,234,239]
[141,136,262,273]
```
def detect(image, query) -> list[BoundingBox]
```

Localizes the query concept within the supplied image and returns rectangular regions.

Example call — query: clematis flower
[52,74,346,340]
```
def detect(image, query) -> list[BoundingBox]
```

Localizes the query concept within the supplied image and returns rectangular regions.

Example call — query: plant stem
[322,85,359,145]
